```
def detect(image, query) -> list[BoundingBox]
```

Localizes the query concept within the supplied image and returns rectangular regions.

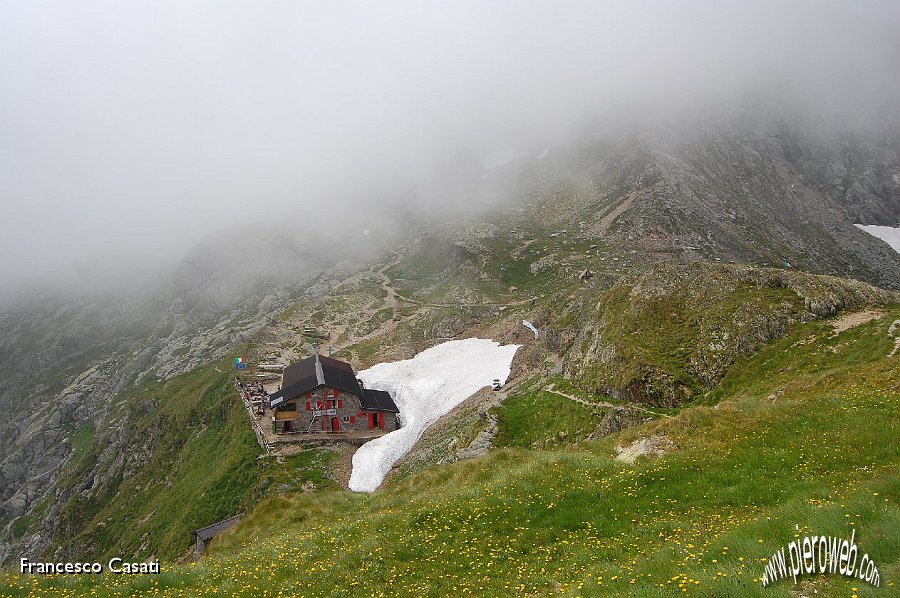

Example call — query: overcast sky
[1,1,898,298]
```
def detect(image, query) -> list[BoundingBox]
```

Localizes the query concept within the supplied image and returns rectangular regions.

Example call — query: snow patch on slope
[855,224,900,255]
[349,339,520,492]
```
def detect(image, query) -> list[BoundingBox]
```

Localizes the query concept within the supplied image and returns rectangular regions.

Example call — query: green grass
[356,307,394,336]
[495,390,607,449]
[69,420,96,463]
[256,450,338,495]
[9,516,31,539]
[47,361,262,561]
[7,305,897,596]
[16,353,342,567]
[562,262,894,410]
[348,338,384,366]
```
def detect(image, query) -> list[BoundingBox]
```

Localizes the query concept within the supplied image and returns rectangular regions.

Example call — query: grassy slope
[557,263,896,408]
[42,357,337,565]
[53,363,257,559]
[6,307,897,596]
[495,388,604,450]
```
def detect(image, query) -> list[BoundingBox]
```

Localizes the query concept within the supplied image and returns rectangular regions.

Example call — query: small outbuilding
[194,514,242,560]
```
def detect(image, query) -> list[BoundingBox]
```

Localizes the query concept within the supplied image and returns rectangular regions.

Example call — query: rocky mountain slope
[5,243,897,596]
[0,228,380,565]
[503,113,900,288]
[1,110,898,571]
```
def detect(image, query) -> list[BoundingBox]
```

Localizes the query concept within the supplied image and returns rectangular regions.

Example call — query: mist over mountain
[2,0,899,302]
[2,2,900,587]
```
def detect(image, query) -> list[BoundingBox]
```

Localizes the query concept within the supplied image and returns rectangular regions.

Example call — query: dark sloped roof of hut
[273,353,364,405]
[361,389,400,413]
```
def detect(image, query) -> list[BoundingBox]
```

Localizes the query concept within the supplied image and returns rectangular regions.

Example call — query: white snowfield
[349,338,520,493]
[855,224,900,255]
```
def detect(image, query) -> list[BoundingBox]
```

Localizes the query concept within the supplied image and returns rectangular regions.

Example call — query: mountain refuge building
[270,353,399,434]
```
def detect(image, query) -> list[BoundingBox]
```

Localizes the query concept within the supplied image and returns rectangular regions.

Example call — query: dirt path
[378,258,405,310]
[889,319,900,357]
[511,238,538,259]
[331,257,408,349]
[331,254,542,351]
[830,309,885,337]
[543,383,673,419]
[391,290,540,309]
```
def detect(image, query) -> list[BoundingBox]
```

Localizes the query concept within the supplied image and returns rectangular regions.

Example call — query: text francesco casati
[19,558,160,575]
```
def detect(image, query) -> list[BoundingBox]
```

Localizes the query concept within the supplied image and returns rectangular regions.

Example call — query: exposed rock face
[594,408,651,438]
[559,263,897,408]
[517,114,900,289]
[615,435,675,464]
[0,248,362,565]
[529,255,558,275]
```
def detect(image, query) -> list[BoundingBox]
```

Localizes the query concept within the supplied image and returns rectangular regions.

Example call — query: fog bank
[1,0,898,301]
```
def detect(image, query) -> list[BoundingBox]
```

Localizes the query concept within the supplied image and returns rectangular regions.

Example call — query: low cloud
[1,0,897,300]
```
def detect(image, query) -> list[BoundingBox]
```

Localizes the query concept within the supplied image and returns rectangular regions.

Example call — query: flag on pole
[235,357,247,370]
